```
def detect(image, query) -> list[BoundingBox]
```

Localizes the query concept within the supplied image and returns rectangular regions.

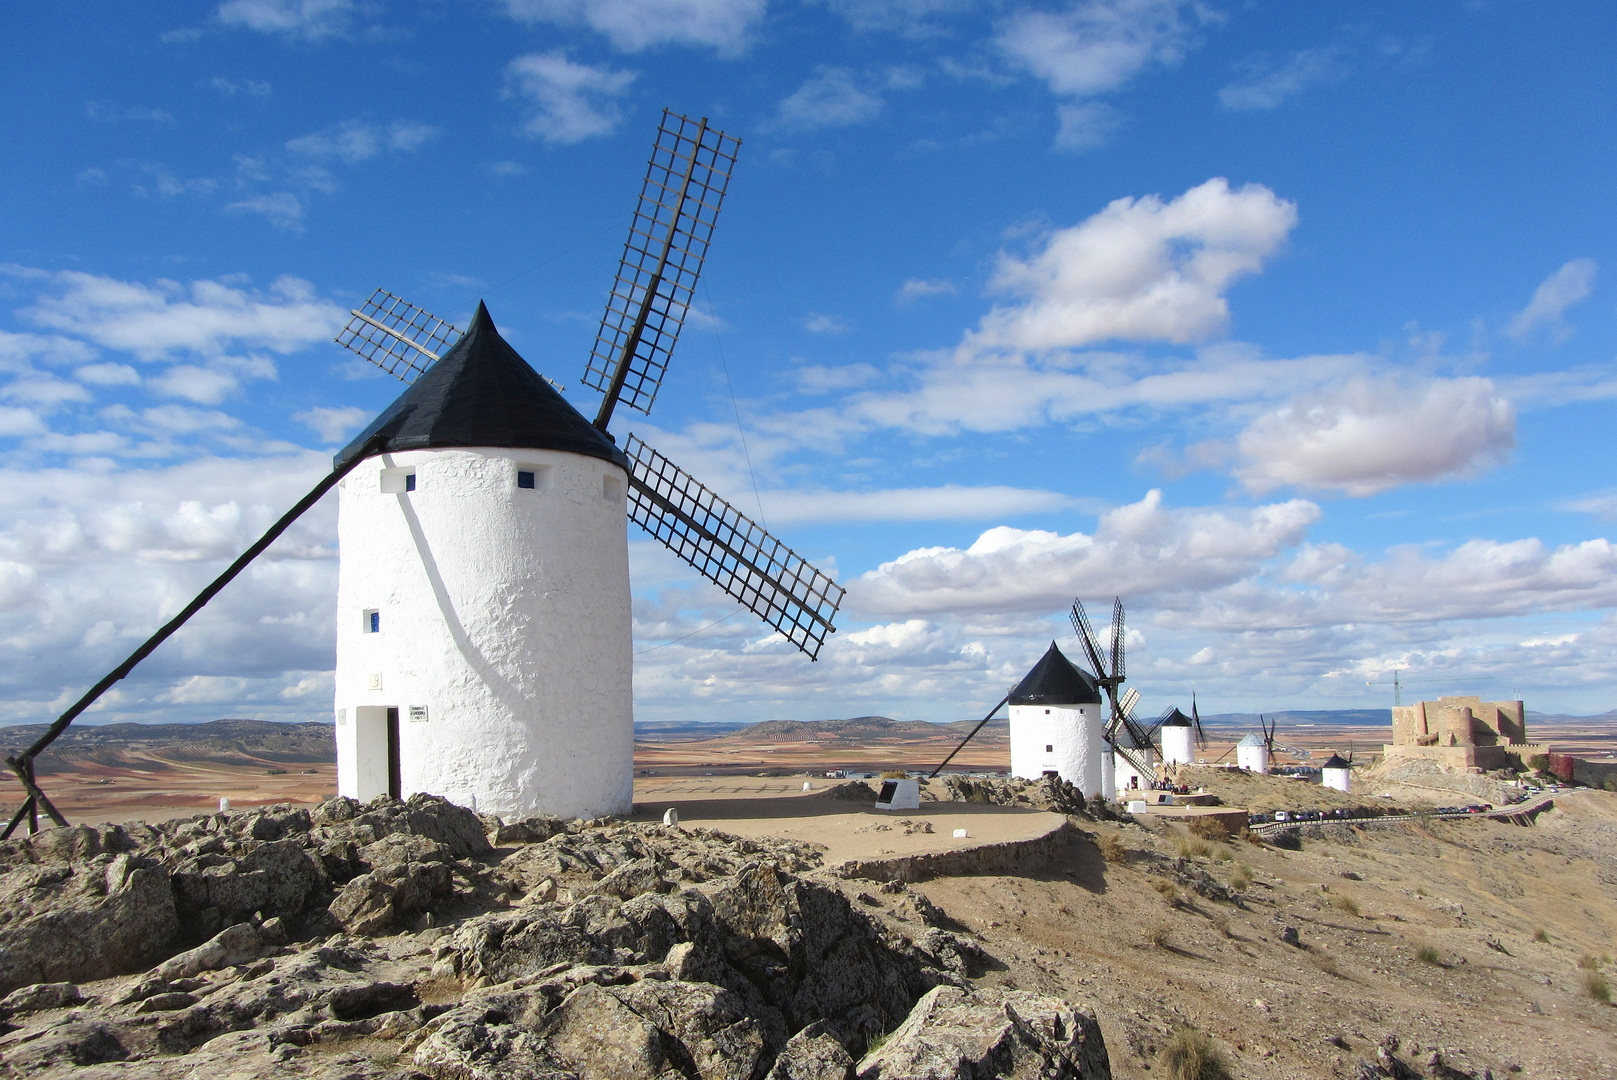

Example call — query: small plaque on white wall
[336,708,347,726]
[409,705,428,723]
[367,673,383,690]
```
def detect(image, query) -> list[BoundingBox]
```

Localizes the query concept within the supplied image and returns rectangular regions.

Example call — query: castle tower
[332,304,633,820]
[1007,642,1103,797]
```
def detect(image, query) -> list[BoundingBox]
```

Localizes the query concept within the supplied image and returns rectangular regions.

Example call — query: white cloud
[148,365,244,405]
[217,0,355,40]
[763,484,1077,525]
[501,0,766,53]
[224,192,305,231]
[1232,376,1516,496]
[821,0,972,35]
[778,68,886,130]
[285,120,439,163]
[12,268,347,361]
[997,0,1217,146]
[0,407,48,437]
[75,363,141,387]
[294,405,370,443]
[1506,258,1596,342]
[969,178,1297,352]
[794,363,879,393]
[1219,46,1350,111]
[210,76,273,97]
[0,453,346,724]
[504,53,637,145]
[801,313,849,335]
[896,278,957,305]
[1557,489,1617,520]
[853,489,1320,617]
[84,102,174,125]
[1053,101,1122,149]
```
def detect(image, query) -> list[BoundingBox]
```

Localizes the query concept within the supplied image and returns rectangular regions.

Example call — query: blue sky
[4,0,1617,729]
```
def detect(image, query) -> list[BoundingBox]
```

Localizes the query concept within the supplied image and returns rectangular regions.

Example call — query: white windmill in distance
[324,110,845,819]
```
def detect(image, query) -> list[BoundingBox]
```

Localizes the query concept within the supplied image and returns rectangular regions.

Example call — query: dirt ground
[896,790,1617,1080]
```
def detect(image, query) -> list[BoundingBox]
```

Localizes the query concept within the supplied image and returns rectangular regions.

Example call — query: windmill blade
[335,289,460,383]
[1191,692,1206,746]
[1113,742,1156,785]
[586,111,741,428]
[1119,686,1140,719]
[1109,597,1126,684]
[624,434,842,659]
[1145,705,1176,739]
[1069,598,1110,681]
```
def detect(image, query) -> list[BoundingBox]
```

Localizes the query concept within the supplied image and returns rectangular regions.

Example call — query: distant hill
[726,716,1002,742]
[0,719,335,774]
[633,720,752,742]
[1200,710,1393,729]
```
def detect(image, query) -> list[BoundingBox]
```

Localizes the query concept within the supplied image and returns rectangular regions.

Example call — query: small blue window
[369,611,380,633]
[404,473,416,492]
[517,470,535,489]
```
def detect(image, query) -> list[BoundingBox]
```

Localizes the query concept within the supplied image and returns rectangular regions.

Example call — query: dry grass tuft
[1147,924,1173,950]
[1175,837,1214,860]
[1228,863,1254,891]
[1096,833,1129,863]
[1152,878,1180,903]
[1415,944,1441,965]
[1158,1028,1233,1080]
[1331,894,1361,917]
[1578,954,1602,971]
[1584,971,1612,1004]
[1186,816,1233,841]
[879,769,909,779]
[1534,927,1551,943]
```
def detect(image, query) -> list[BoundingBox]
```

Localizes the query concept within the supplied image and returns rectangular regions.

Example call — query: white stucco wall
[1113,749,1154,792]
[1236,744,1270,773]
[1161,725,1195,767]
[1008,703,1102,797]
[1322,766,1351,793]
[1100,747,1115,801]
[334,446,633,819]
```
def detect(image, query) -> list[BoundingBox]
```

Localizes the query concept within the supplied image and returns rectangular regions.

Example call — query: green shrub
[1528,754,1551,773]
[1158,1028,1233,1080]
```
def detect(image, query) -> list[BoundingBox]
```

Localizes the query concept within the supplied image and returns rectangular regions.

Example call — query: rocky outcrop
[856,985,1110,1079]
[0,797,1112,1080]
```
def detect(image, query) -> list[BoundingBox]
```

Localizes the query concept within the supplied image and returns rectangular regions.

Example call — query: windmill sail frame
[336,290,461,383]
[584,110,741,427]
[624,434,842,659]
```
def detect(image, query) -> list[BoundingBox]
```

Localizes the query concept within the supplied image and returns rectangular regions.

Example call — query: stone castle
[1386,695,1548,771]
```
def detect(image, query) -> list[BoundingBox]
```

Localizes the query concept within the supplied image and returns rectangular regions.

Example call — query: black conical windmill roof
[1008,642,1101,706]
[1321,753,1352,770]
[336,301,628,471]
[1160,708,1194,728]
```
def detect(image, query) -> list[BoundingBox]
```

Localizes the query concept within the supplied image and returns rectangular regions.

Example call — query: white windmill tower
[1321,750,1353,792]
[1236,715,1275,773]
[1006,642,1104,796]
[322,111,845,819]
[1158,707,1197,767]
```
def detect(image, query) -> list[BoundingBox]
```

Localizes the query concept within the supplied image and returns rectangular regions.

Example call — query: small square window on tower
[517,470,535,489]
[363,608,380,633]
[1045,744,1054,753]
[515,463,552,490]
[380,467,416,494]
[603,474,624,502]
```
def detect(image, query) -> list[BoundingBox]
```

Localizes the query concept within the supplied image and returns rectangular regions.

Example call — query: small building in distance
[1159,708,1196,767]
[1320,753,1353,792]
[1386,695,1548,771]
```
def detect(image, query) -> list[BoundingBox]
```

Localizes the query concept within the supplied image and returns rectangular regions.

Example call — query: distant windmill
[3,109,844,832]
[1236,714,1275,772]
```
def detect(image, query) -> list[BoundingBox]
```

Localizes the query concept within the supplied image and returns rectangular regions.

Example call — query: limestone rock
[0,981,83,1018]
[769,1022,856,1080]
[855,985,1110,1079]
[155,921,265,980]
[0,851,177,996]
